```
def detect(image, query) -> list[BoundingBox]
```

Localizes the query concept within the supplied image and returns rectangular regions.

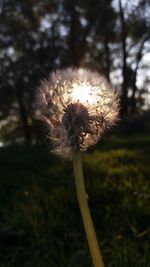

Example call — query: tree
[119,0,128,115]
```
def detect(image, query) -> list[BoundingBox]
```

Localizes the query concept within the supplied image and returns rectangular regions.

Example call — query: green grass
[0,136,150,267]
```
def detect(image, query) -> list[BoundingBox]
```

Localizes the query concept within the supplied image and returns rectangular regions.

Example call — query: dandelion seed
[36,68,119,158]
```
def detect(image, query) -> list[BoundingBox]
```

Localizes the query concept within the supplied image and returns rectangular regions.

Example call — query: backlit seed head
[36,68,119,158]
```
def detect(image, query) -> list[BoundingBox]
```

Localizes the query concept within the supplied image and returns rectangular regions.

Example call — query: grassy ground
[0,135,150,267]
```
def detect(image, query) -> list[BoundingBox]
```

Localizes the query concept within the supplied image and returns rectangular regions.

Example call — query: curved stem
[73,151,105,267]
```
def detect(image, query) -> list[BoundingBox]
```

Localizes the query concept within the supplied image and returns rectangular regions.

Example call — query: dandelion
[36,68,119,267]
[36,68,119,158]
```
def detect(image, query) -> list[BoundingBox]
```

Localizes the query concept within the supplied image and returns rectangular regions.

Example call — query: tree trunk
[16,86,31,143]
[119,0,128,116]
[104,37,110,81]
[130,73,137,113]
[69,0,79,67]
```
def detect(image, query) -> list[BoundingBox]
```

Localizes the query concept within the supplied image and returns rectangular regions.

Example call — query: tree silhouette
[0,0,149,142]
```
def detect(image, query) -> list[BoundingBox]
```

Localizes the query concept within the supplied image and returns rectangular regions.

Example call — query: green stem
[73,151,105,267]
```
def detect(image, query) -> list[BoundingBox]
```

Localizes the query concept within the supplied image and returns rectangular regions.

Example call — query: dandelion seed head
[36,68,119,158]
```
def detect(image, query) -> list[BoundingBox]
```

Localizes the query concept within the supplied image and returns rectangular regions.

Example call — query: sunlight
[71,83,96,105]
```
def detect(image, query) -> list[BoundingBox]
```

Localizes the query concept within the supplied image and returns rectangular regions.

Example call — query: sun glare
[71,83,96,105]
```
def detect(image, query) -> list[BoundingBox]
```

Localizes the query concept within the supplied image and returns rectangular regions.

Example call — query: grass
[0,135,150,267]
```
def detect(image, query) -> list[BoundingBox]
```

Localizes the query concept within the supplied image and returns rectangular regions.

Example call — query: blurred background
[0,0,150,267]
